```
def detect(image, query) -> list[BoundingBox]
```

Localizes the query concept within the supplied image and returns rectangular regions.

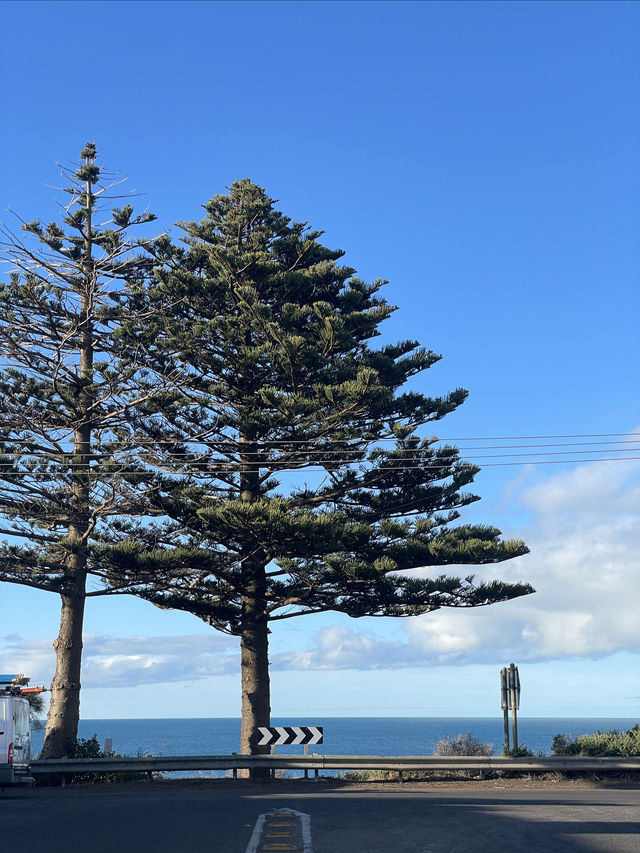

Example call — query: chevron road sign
[257,726,323,747]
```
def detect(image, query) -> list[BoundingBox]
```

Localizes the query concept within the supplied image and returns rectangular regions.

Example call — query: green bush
[551,724,640,757]
[66,734,104,759]
[503,745,535,757]
[35,734,158,785]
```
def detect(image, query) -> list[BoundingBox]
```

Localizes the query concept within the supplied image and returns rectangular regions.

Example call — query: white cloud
[278,456,640,671]
[273,626,410,671]
[1,632,240,688]
[3,457,638,686]
[404,457,640,666]
[0,633,54,684]
[521,457,640,521]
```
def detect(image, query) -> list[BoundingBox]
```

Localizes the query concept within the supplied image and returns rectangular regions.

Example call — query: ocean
[30,717,638,764]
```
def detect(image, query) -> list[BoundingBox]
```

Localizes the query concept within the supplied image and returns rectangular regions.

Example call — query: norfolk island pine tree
[0,145,165,757]
[97,179,533,759]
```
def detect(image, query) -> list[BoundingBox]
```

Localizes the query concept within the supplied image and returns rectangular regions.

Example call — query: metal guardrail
[31,754,640,779]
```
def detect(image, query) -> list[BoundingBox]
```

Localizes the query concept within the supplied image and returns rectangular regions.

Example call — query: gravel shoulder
[47,772,639,795]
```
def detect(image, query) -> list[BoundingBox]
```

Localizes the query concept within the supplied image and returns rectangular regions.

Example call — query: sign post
[500,667,510,752]
[509,663,520,751]
[500,664,521,752]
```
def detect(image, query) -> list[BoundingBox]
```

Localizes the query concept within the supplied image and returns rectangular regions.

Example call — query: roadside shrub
[338,734,502,782]
[36,735,158,785]
[435,733,494,757]
[340,769,398,781]
[551,724,640,757]
[66,734,103,759]
[503,745,535,757]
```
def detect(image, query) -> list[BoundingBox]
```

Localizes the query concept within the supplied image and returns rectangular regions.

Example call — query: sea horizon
[69,714,637,721]
[31,715,638,762]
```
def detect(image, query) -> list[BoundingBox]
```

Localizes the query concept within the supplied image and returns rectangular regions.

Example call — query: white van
[0,678,34,786]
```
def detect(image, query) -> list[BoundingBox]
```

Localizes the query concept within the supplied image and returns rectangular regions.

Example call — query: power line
[1,445,640,467]
[2,434,639,450]
[0,455,639,478]
[1,442,639,463]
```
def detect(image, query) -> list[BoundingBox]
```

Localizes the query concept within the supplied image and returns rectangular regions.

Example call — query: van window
[15,701,29,736]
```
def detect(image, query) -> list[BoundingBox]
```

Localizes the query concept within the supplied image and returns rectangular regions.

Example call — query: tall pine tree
[0,145,162,757]
[101,180,532,756]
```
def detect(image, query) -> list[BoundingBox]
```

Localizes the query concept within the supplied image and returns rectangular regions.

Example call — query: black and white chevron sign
[257,725,323,746]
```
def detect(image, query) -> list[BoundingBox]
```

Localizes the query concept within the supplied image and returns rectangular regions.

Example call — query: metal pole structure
[500,667,510,753]
[509,663,519,751]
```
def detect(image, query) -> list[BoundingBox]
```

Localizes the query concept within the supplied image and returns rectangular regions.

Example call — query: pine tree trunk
[40,574,87,758]
[41,167,94,759]
[238,430,271,776]
[41,421,91,758]
[240,583,271,756]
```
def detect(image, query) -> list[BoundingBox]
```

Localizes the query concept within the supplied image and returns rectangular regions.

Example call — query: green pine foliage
[96,179,532,754]
[104,180,531,626]
[0,145,159,756]
[1,161,533,761]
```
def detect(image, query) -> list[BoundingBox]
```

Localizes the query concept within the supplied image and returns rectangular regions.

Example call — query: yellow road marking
[245,807,309,853]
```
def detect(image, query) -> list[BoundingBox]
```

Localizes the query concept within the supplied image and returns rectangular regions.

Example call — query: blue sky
[0,1,638,720]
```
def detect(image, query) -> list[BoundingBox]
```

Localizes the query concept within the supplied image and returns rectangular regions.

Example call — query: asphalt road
[1,781,638,853]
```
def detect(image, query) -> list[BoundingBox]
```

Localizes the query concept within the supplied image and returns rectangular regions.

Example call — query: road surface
[1,780,638,852]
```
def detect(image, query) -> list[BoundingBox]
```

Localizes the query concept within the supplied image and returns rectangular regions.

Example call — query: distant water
[31,717,638,763]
